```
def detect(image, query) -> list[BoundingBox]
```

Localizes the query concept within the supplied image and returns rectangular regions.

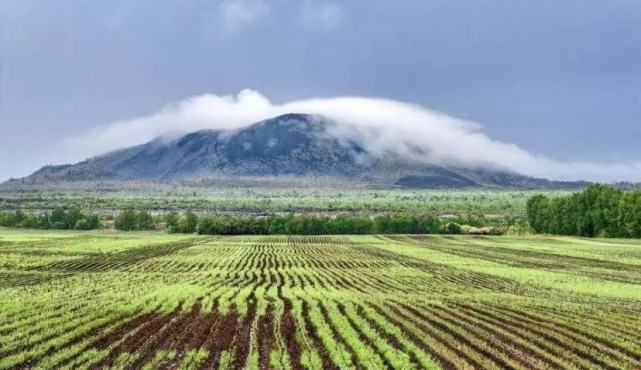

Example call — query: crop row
[1,233,640,369]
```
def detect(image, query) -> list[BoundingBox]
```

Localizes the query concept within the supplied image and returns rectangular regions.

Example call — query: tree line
[192,214,444,235]
[1,208,505,235]
[117,210,505,234]
[527,184,641,237]
[169,213,504,235]
[0,208,100,230]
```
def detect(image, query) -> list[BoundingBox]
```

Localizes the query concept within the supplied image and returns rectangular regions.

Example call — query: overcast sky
[1,0,640,181]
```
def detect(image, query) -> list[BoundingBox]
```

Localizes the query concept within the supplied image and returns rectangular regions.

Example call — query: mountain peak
[248,113,327,132]
[9,114,586,189]
[260,113,315,123]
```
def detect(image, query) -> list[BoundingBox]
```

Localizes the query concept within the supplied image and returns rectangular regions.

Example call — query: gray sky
[1,0,641,181]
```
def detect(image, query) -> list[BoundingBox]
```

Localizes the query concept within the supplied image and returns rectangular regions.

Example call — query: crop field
[1,229,641,369]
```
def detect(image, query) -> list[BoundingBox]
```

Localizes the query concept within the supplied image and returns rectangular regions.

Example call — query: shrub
[74,219,90,230]
[136,211,155,230]
[22,215,40,229]
[85,215,101,229]
[115,210,138,231]
[443,222,463,234]
[0,210,25,227]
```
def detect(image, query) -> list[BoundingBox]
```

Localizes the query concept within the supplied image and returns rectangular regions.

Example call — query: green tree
[618,191,641,237]
[136,211,155,230]
[38,213,51,229]
[85,215,101,229]
[115,210,138,231]
[65,208,84,229]
[49,208,68,229]
[526,195,550,233]
[175,212,196,233]
[165,212,179,233]
[527,185,641,238]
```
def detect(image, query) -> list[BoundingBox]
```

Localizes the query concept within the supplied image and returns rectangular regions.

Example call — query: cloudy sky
[1,0,640,181]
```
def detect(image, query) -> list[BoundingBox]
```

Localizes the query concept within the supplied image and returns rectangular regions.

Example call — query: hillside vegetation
[0,187,564,216]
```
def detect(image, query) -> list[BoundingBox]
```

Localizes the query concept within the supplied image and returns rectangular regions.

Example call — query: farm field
[1,229,641,369]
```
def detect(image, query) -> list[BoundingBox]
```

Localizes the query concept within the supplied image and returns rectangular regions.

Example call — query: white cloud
[219,0,270,30]
[301,1,346,31]
[59,89,641,182]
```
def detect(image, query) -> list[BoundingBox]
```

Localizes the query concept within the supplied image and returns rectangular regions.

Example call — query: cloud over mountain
[60,89,641,182]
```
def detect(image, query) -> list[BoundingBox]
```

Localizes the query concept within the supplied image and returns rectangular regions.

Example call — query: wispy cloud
[301,1,346,31]
[219,0,271,30]
[58,89,641,182]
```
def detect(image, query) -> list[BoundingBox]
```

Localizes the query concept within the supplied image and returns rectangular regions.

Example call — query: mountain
[10,114,586,189]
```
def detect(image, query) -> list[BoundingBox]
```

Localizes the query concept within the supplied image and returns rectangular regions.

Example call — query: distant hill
[9,114,588,189]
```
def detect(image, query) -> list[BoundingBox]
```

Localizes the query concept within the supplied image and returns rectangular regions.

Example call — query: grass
[1,228,640,369]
